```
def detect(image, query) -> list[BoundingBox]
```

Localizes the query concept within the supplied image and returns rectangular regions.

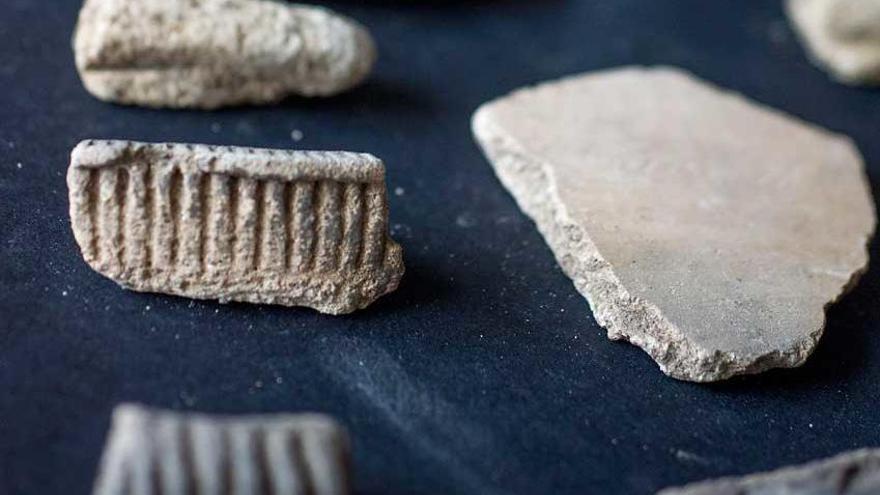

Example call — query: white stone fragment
[93,404,351,495]
[67,140,404,314]
[658,448,880,495]
[472,66,875,382]
[73,0,376,108]
[786,0,880,85]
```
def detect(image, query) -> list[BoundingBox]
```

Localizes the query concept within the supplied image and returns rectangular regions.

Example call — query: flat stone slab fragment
[472,66,875,382]
[93,404,350,495]
[786,0,880,85]
[658,448,880,495]
[74,0,375,108]
[67,140,404,314]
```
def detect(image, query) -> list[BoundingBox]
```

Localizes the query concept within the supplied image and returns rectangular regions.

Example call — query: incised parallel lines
[79,164,391,279]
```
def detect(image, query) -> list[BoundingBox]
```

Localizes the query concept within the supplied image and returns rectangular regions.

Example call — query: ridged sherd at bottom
[67,140,404,314]
[93,404,351,495]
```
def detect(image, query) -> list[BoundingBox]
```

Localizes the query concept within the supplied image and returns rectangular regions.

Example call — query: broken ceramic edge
[786,0,880,85]
[67,140,404,315]
[73,0,376,109]
[657,448,880,494]
[472,66,875,382]
[93,403,351,495]
[471,104,753,381]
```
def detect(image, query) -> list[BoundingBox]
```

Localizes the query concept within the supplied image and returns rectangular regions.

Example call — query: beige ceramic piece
[93,404,350,495]
[472,66,875,382]
[786,0,880,85]
[67,140,404,314]
[73,0,376,108]
[658,448,880,494]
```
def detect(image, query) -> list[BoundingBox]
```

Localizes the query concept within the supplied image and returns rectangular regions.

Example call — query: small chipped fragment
[67,140,404,314]
[472,66,875,382]
[658,448,880,494]
[73,0,376,108]
[786,0,880,85]
[93,403,351,495]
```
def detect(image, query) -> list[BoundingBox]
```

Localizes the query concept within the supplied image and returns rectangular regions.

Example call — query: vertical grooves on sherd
[291,181,316,272]
[75,168,98,262]
[234,178,258,272]
[97,168,121,274]
[71,143,401,311]
[116,167,128,274]
[252,180,265,272]
[79,173,387,275]
[261,180,287,272]
[340,183,364,271]
[123,165,144,274]
[198,173,210,275]
[252,428,275,495]
[142,163,154,276]
[283,182,295,271]
[316,181,342,271]
[361,182,387,268]
[178,420,199,495]
[169,167,183,269]
[180,171,204,275]
[227,176,240,274]
[289,433,316,495]
[219,427,233,495]
[206,174,230,272]
[151,165,170,272]
[97,407,350,495]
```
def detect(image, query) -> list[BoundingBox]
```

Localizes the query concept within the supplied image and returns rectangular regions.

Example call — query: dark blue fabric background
[1,1,879,494]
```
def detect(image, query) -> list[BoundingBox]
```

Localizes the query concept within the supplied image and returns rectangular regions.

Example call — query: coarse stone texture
[786,0,880,85]
[67,140,404,314]
[658,448,880,495]
[472,66,875,382]
[93,404,351,495]
[73,0,376,109]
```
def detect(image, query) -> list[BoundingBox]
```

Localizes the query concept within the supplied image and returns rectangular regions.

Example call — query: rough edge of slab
[657,448,880,494]
[471,67,873,381]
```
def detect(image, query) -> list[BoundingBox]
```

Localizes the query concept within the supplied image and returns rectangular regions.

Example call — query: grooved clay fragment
[472,66,875,382]
[658,448,880,495]
[93,404,351,495]
[73,0,376,108]
[786,0,880,85]
[67,140,404,314]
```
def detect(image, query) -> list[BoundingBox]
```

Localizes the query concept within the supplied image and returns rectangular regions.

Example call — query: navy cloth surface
[1,1,879,494]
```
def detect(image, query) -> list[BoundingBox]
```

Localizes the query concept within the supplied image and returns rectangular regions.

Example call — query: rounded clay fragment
[472,66,876,382]
[67,140,404,314]
[73,0,376,108]
[786,0,880,85]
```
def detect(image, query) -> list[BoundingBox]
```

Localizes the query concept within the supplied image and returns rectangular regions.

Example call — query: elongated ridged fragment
[67,140,404,314]
[73,0,376,109]
[93,404,351,495]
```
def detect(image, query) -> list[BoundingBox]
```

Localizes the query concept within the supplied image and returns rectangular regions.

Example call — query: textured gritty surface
[658,448,880,495]
[67,140,403,314]
[73,0,376,108]
[94,404,349,495]
[472,66,875,382]
[3,2,880,495]
[786,0,880,85]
